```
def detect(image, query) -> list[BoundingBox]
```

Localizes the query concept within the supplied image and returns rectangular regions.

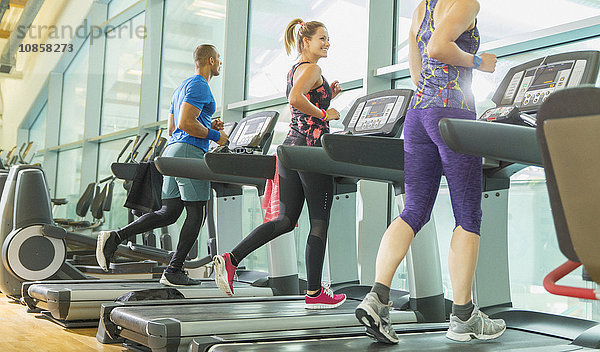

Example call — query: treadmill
[154,111,302,295]
[103,54,600,351]
[433,50,600,349]
[97,89,453,352]
[177,52,600,352]
[20,112,279,327]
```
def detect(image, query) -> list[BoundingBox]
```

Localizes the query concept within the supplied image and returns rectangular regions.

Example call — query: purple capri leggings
[399,107,483,235]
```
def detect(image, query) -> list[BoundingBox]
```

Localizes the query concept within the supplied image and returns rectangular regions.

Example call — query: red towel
[262,154,280,223]
[261,155,299,227]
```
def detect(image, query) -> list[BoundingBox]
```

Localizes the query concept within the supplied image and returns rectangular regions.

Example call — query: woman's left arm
[427,0,480,67]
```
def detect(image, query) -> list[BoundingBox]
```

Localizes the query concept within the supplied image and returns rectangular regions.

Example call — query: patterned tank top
[409,0,480,112]
[284,61,332,147]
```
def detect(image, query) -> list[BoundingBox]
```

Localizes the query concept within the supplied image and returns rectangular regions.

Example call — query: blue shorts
[161,142,210,202]
[400,107,483,235]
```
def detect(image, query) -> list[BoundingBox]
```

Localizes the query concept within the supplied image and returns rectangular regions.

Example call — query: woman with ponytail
[213,18,346,309]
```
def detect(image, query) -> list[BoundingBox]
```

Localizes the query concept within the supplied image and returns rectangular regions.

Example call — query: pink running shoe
[214,253,237,296]
[305,285,347,309]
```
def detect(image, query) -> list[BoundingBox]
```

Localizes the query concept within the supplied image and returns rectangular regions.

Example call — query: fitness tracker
[473,54,482,69]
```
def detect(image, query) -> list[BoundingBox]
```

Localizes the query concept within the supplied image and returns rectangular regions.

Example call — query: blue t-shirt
[168,75,216,152]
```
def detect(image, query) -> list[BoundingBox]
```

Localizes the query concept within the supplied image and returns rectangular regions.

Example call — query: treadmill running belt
[110,299,415,337]
[207,329,576,352]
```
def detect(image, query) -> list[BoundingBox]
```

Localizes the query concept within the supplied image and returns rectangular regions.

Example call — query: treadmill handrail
[321,134,404,170]
[544,260,599,300]
[277,145,404,186]
[205,153,276,179]
[111,162,137,180]
[438,119,542,167]
[155,156,267,189]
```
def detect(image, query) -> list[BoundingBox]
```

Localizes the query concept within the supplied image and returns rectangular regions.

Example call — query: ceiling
[0,0,46,76]
[0,0,27,60]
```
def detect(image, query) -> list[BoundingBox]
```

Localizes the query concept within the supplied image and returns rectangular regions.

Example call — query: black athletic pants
[231,160,333,291]
[117,198,207,271]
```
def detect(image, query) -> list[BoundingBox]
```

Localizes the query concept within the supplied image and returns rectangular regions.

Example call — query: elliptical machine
[0,165,87,298]
[0,163,199,299]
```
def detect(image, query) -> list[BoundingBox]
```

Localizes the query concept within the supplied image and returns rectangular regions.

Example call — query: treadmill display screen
[354,96,398,131]
[527,62,573,90]
[514,60,576,109]
[242,120,262,135]
[232,117,266,147]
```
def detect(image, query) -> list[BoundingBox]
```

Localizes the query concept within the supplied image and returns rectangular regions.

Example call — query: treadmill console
[343,89,413,136]
[209,121,237,151]
[227,111,279,152]
[494,50,599,113]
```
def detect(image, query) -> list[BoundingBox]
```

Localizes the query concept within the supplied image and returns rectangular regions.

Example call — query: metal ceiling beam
[0,0,43,74]
[9,0,28,7]
[0,0,9,24]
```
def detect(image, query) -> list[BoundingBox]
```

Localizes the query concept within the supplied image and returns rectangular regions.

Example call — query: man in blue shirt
[96,44,228,286]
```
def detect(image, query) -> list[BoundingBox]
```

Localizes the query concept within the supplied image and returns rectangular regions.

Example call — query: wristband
[320,108,327,121]
[207,128,221,142]
[473,54,482,69]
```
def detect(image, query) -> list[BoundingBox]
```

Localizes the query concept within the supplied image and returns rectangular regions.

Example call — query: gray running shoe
[446,307,506,342]
[160,270,203,286]
[355,292,399,344]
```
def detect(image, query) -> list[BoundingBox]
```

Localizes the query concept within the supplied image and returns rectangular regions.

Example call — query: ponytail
[283,18,326,56]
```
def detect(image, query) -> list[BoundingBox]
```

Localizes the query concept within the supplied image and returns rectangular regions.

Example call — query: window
[54,148,83,220]
[29,103,47,150]
[159,0,226,121]
[97,138,134,229]
[100,13,145,135]
[59,38,89,144]
[108,0,139,19]
[246,0,368,98]
[394,0,600,64]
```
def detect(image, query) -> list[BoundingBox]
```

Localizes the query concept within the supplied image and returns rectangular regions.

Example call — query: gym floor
[0,295,122,352]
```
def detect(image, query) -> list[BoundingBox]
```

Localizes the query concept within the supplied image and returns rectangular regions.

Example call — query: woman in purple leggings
[355,0,506,344]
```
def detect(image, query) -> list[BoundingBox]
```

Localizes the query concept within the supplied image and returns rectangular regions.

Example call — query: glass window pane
[60,38,89,144]
[97,138,135,230]
[29,155,44,166]
[246,0,368,99]
[109,0,139,19]
[29,103,47,150]
[100,13,145,135]
[159,0,226,122]
[394,0,600,64]
[54,148,83,220]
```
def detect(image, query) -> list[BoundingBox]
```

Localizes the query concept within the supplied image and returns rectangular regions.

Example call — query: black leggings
[117,198,208,271]
[231,160,333,291]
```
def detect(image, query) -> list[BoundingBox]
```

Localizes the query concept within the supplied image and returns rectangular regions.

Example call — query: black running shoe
[96,231,120,272]
[160,270,203,286]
